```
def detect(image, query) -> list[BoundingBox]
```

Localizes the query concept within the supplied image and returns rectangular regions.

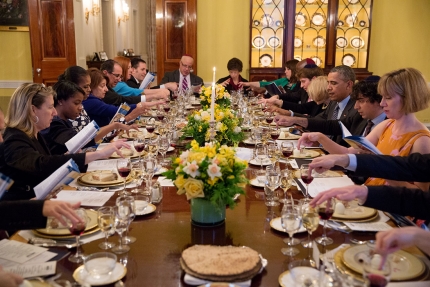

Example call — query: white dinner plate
[294,37,303,48]
[252,35,266,49]
[342,54,356,67]
[267,36,281,48]
[336,37,348,48]
[73,262,127,286]
[249,158,272,166]
[243,138,262,145]
[350,36,365,48]
[260,54,273,67]
[313,36,326,48]
[249,178,265,188]
[311,56,322,67]
[311,13,325,26]
[135,202,157,216]
[295,13,306,26]
[270,217,306,233]
[345,14,357,26]
[279,268,325,287]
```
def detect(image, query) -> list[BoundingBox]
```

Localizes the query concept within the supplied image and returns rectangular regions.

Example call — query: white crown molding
[0,80,30,89]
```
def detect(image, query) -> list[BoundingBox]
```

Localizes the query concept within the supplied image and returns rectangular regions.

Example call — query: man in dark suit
[127,58,177,92]
[275,65,360,145]
[160,55,203,93]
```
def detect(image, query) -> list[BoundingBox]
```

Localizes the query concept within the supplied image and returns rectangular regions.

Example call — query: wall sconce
[84,0,100,24]
[115,0,129,27]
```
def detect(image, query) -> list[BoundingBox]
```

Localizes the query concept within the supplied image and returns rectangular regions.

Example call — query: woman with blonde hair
[0,83,129,201]
[298,68,430,191]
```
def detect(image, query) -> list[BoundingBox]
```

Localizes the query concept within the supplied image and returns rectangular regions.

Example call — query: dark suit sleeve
[355,153,430,182]
[0,200,47,229]
[279,90,302,103]
[103,90,140,106]
[281,101,322,116]
[365,186,430,220]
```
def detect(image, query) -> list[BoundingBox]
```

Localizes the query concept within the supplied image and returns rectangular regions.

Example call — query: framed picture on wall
[99,51,108,61]
[0,0,29,26]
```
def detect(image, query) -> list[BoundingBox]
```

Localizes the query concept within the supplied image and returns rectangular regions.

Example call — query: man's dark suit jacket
[279,88,308,104]
[103,87,141,106]
[0,200,47,230]
[126,75,164,90]
[160,70,203,86]
[279,101,325,118]
[306,98,359,145]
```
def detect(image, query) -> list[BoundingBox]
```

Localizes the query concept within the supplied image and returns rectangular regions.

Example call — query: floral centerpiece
[200,84,231,108]
[180,107,245,147]
[163,140,248,209]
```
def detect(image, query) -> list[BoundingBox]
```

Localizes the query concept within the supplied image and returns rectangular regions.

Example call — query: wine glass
[163,103,171,113]
[116,195,136,244]
[270,126,280,141]
[158,136,170,165]
[300,164,313,199]
[146,136,159,158]
[255,143,267,169]
[279,169,293,204]
[265,111,274,124]
[363,254,391,287]
[315,197,335,246]
[281,142,294,160]
[266,142,279,167]
[117,158,132,196]
[156,109,165,121]
[281,199,302,256]
[97,206,116,250]
[146,118,156,134]
[68,208,88,263]
[142,157,157,193]
[264,167,280,207]
[112,203,131,254]
[300,199,319,248]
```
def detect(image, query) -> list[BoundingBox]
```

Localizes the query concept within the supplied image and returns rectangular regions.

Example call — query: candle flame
[213,67,216,71]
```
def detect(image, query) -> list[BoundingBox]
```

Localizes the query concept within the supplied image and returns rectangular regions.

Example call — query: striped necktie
[331,104,340,120]
[363,120,374,136]
[182,77,188,92]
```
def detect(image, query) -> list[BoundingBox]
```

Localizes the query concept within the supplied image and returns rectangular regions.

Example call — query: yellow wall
[369,0,430,122]
[0,30,32,111]
[196,0,250,83]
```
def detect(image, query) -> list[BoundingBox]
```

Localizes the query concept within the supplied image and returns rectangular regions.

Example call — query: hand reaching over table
[0,265,23,287]
[43,200,83,227]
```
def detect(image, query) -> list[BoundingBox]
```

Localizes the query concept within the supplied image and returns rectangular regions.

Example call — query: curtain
[146,0,157,72]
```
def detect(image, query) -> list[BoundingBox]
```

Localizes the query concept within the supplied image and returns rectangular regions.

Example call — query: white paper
[86,159,119,171]
[344,222,392,232]
[235,147,253,161]
[51,190,115,206]
[339,121,352,137]
[296,175,355,198]
[157,176,174,187]
[4,261,56,278]
[139,72,155,90]
[65,120,99,153]
[312,241,320,269]
[0,250,57,267]
[0,239,47,264]
[289,159,299,169]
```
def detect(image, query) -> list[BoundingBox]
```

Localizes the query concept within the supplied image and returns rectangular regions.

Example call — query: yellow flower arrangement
[163,140,248,207]
[199,84,231,108]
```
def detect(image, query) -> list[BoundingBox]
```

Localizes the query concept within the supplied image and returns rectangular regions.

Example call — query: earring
[34,116,39,124]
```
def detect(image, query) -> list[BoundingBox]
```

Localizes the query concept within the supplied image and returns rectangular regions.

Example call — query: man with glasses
[100,60,168,106]
[160,55,203,95]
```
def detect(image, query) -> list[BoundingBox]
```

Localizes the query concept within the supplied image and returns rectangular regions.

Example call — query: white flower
[183,160,201,178]
[201,111,209,118]
[218,112,224,118]
[216,122,223,131]
[207,162,222,179]
[233,126,241,134]
[194,114,201,121]
[180,150,189,162]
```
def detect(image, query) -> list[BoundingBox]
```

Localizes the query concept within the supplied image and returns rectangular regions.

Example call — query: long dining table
[12,147,427,286]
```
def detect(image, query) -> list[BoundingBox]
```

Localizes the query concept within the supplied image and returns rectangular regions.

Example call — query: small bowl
[84,252,117,278]
[288,259,319,286]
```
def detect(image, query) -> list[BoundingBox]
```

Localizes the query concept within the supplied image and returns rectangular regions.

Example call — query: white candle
[212,67,216,84]
[211,82,215,121]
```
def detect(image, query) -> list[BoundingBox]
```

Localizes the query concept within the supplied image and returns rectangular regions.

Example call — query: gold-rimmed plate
[290,149,320,158]
[278,133,301,140]
[110,148,141,159]
[135,203,157,216]
[331,211,379,223]
[73,262,127,286]
[333,204,376,220]
[77,170,134,187]
[342,245,426,281]
[35,209,98,236]
[270,217,307,233]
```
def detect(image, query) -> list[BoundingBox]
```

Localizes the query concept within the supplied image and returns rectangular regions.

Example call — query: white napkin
[387,282,430,287]
[19,229,104,244]
[235,147,254,161]
[157,176,174,186]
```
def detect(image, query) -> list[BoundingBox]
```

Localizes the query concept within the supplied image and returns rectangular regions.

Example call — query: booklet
[265,82,284,96]
[343,135,382,155]
[65,120,99,153]
[109,102,131,124]
[0,173,14,200]
[34,159,80,200]
[139,72,155,90]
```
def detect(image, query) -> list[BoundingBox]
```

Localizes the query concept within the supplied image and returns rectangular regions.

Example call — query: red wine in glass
[69,223,86,236]
[157,115,165,121]
[266,118,273,124]
[367,274,388,287]
[118,167,131,178]
[318,208,334,220]
[163,106,170,112]
[301,175,314,184]
[134,144,145,153]
[146,126,155,133]
[271,134,279,140]
[282,150,292,158]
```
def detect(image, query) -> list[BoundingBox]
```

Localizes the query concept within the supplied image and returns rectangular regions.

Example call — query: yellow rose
[183,178,205,200]
[207,177,219,186]
[175,174,186,194]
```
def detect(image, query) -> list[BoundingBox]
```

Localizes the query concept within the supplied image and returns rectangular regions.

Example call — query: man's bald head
[179,55,194,76]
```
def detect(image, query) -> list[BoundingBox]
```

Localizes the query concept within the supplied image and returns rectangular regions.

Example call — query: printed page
[65,121,99,153]
[52,190,115,206]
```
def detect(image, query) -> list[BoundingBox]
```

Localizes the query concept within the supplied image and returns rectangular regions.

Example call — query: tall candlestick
[212,67,216,84]
[210,82,215,121]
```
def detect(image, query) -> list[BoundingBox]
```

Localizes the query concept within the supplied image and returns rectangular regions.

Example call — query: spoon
[350,238,367,245]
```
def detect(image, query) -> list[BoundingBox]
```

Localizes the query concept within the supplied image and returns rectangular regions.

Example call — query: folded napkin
[157,176,174,187]
[235,147,254,161]
[183,256,268,287]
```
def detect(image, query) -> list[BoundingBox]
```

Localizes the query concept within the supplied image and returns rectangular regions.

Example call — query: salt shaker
[151,182,163,203]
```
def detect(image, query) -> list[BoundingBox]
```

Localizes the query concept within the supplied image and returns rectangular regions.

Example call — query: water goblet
[68,208,88,263]
[111,203,131,254]
[264,168,280,207]
[266,142,279,167]
[281,199,302,256]
[158,136,170,165]
[279,169,293,203]
[315,197,335,246]
[116,195,136,244]
[300,199,319,248]
[97,206,116,250]
[255,143,267,169]
[146,136,159,158]
[300,164,313,199]
[117,158,132,195]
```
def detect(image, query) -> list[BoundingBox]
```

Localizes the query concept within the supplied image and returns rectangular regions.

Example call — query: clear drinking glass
[300,164,314,199]
[117,158,132,196]
[158,136,170,165]
[279,169,293,204]
[363,254,391,287]
[67,208,88,263]
[264,167,280,206]
[281,199,302,256]
[315,197,335,246]
[300,199,319,248]
[97,206,116,250]
[116,195,136,244]
[112,203,131,254]
[255,143,267,169]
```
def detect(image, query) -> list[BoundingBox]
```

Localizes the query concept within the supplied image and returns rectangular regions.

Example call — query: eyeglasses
[109,72,123,79]
[180,61,193,70]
